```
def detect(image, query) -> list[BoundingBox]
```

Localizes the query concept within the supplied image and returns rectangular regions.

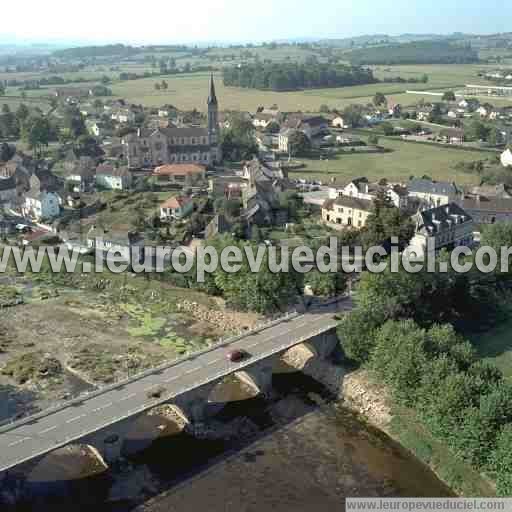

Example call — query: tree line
[339,222,512,495]
[348,41,479,65]
[223,63,377,91]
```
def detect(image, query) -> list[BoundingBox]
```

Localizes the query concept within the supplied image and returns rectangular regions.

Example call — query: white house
[95,165,132,190]
[501,148,512,168]
[408,178,463,208]
[22,176,60,221]
[331,116,346,129]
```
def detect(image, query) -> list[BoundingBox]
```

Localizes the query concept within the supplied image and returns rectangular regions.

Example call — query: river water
[4,365,453,512]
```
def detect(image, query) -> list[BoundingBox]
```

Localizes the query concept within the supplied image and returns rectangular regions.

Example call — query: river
[3,362,453,511]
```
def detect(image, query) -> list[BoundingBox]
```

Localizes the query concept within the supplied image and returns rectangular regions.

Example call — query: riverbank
[339,369,496,497]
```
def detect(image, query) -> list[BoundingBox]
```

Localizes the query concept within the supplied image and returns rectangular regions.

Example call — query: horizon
[1,0,511,47]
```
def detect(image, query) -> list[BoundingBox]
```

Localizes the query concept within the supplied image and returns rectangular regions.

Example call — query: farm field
[108,64,512,112]
[288,138,489,185]
[3,61,512,113]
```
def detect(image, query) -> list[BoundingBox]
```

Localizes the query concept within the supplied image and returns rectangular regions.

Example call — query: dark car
[226,349,249,363]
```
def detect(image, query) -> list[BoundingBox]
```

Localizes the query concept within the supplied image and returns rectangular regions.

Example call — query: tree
[490,425,512,496]
[154,83,161,91]
[22,116,51,156]
[466,119,489,142]
[220,113,258,161]
[288,130,310,157]
[370,319,429,404]
[373,92,387,107]
[442,91,456,102]
[342,104,364,128]
[380,121,394,136]
[0,83,4,96]
[16,104,30,125]
[368,134,380,145]
[305,270,347,297]
[319,104,330,113]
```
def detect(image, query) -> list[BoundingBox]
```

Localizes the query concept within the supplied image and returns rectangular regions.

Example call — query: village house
[439,128,464,145]
[160,196,194,220]
[86,227,144,263]
[152,163,206,186]
[409,203,473,256]
[469,184,511,199]
[123,76,221,169]
[95,164,132,190]
[252,113,277,130]
[111,108,136,124]
[22,175,61,221]
[408,178,463,208]
[331,116,346,129]
[321,196,373,229]
[278,128,296,153]
[284,115,329,139]
[460,196,512,224]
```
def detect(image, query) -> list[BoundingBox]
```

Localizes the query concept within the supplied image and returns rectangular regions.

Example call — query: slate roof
[409,178,461,197]
[416,203,472,235]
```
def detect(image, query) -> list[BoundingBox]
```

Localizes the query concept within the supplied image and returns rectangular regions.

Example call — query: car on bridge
[227,349,249,363]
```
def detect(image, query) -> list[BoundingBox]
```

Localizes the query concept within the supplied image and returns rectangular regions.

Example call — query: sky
[1,0,511,45]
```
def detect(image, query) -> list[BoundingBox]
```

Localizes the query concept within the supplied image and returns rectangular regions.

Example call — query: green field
[288,138,488,185]
[3,61,512,114]
[107,64,512,112]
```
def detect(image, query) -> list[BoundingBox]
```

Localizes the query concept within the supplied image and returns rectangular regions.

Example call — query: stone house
[321,196,373,229]
[409,203,473,256]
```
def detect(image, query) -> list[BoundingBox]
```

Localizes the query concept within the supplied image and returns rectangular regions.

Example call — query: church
[123,75,221,169]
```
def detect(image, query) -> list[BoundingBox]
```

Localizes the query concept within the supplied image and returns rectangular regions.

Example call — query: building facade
[409,203,473,256]
[123,75,221,169]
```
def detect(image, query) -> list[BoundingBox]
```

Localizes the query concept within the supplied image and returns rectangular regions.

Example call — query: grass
[390,405,496,497]
[288,137,487,185]
[470,317,512,380]
[4,62,512,113]
[107,64,512,112]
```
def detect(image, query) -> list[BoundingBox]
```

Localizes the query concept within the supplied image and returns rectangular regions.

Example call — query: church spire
[207,73,218,106]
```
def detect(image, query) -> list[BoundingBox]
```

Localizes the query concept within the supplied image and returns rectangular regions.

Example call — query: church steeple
[207,73,218,106]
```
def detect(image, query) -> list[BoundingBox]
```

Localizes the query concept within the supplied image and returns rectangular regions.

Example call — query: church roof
[208,74,218,106]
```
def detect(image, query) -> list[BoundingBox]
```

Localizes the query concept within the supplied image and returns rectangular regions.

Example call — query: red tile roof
[153,164,205,176]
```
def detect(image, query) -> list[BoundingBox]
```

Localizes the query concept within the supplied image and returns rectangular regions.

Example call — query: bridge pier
[306,328,338,360]
[171,382,217,423]
[235,355,280,397]
[81,415,139,464]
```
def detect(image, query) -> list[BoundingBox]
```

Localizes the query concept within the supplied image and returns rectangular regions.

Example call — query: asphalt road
[0,300,350,473]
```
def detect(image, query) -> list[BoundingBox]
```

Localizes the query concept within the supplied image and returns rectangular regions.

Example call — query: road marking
[66,415,84,424]
[164,375,180,383]
[93,402,113,412]
[247,342,260,348]
[8,437,30,447]
[119,393,136,401]
[207,358,220,366]
[185,366,201,374]
[40,425,57,434]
